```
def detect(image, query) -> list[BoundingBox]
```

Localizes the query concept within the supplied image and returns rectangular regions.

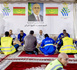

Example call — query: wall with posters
[0,2,74,38]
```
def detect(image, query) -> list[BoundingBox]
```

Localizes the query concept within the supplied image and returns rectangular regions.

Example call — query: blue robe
[18,33,26,45]
[39,37,56,55]
[56,33,70,44]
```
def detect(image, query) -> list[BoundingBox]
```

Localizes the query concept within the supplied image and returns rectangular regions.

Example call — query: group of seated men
[0,29,77,55]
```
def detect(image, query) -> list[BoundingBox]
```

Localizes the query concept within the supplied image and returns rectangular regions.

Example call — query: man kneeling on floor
[24,30,38,55]
[0,31,19,55]
[59,33,77,55]
[39,34,56,55]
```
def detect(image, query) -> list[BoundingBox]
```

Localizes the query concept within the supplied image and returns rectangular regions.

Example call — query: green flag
[46,7,58,16]
[28,3,32,16]
[13,7,25,16]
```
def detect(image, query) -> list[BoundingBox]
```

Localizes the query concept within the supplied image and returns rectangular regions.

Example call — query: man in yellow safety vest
[59,33,77,54]
[45,53,69,70]
[0,31,19,55]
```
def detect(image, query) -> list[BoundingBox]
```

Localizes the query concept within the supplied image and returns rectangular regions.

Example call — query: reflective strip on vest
[41,44,53,48]
[61,48,76,51]
[0,46,13,49]
[62,45,74,48]
[45,44,53,46]
[51,64,62,70]
[2,47,15,52]
[57,41,60,44]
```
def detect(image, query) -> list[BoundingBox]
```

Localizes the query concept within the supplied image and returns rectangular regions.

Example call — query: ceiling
[0,0,76,3]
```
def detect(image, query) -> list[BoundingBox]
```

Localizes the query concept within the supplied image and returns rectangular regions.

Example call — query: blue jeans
[25,48,38,55]
[14,44,19,50]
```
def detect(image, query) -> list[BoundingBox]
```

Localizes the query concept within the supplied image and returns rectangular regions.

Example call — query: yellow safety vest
[59,37,77,53]
[0,37,16,55]
[45,59,63,70]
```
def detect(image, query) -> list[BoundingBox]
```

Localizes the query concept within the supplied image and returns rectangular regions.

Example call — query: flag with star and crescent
[13,7,25,16]
[46,7,58,16]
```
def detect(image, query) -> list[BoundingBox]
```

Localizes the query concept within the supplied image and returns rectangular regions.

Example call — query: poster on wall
[28,3,43,21]
[25,3,47,34]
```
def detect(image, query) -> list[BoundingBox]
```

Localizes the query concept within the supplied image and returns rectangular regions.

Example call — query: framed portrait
[28,3,43,21]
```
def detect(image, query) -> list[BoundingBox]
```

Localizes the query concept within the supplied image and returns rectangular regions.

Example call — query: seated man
[59,33,77,54]
[24,30,38,55]
[56,29,70,44]
[0,31,19,55]
[9,29,16,40]
[39,34,56,55]
[36,30,44,48]
[56,29,70,51]
[18,30,26,46]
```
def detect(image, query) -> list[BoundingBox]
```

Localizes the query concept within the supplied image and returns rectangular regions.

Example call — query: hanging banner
[0,2,74,38]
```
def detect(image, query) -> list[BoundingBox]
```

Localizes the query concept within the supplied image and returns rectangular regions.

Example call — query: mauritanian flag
[28,3,32,16]
[13,7,25,16]
[46,7,58,16]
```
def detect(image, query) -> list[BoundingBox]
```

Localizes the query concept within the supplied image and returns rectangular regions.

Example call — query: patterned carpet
[18,51,75,58]
[0,46,77,70]
[5,62,77,70]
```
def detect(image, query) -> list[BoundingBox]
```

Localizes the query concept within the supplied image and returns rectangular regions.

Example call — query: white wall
[0,2,75,38]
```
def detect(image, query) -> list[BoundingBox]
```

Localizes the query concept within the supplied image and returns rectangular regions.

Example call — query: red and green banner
[13,7,25,16]
[46,7,58,16]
